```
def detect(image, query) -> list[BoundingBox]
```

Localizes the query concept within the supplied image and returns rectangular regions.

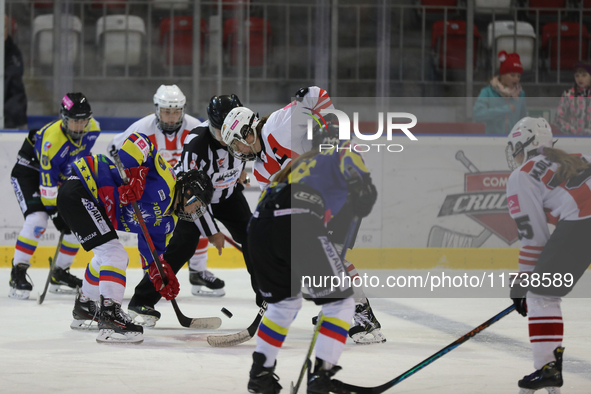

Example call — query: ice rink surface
[1,267,590,394]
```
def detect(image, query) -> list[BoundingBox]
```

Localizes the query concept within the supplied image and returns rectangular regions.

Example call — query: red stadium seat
[223,17,271,67]
[542,22,589,70]
[527,0,567,17]
[31,0,53,8]
[431,20,481,70]
[420,0,458,13]
[160,16,207,66]
[90,0,128,9]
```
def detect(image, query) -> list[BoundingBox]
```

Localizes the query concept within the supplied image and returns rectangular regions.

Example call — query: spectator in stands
[473,51,526,135]
[555,61,591,135]
[4,15,27,129]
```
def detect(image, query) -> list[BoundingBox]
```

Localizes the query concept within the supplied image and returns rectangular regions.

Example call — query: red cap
[498,51,523,75]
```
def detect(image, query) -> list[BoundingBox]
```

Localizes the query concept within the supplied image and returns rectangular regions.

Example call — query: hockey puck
[221,307,233,318]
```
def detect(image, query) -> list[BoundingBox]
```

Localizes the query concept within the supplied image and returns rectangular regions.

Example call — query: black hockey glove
[294,87,309,102]
[49,211,71,235]
[348,177,377,219]
[510,274,529,317]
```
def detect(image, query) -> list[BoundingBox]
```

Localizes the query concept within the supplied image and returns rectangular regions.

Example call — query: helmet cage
[60,93,92,140]
[175,170,213,222]
[153,85,186,134]
[506,117,554,170]
[222,108,259,161]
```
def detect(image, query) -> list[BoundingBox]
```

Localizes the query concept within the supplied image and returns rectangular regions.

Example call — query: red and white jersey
[109,113,202,167]
[254,86,333,190]
[506,153,591,272]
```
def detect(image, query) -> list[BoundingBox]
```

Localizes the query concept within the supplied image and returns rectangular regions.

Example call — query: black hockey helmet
[60,92,92,140]
[175,169,214,222]
[207,94,243,139]
[312,113,340,148]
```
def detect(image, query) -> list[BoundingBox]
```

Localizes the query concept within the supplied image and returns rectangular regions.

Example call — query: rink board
[0,246,520,269]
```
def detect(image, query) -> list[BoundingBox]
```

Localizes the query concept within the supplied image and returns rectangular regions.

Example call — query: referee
[128,94,262,326]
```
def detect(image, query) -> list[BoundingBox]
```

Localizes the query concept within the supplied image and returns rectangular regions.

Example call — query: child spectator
[555,61,591,135]
[473,51,527,135]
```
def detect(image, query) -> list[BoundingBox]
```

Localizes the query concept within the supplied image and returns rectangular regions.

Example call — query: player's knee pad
[265,297,302,325]
[92,239,128,271]
[527,293,562,317]
[63,233,80,246]
[321,297,355,321]
[22,211,49,239]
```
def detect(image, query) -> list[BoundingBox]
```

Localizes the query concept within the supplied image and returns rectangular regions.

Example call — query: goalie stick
[112,152,221,330]
[337,304,516,393]
[207,301,267,347]
[37,232,65,305]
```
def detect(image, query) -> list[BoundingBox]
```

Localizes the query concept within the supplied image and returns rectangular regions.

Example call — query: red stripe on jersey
[529,322,564,337]
[541,169,555,189]
[529,316,562,321]
[564,183,591,217]
[164,134,178,151]
[520,161,536,173]
[263,134,295,178]
[254,168,269,185]
[180,128,191,144]
[148,134,157,149]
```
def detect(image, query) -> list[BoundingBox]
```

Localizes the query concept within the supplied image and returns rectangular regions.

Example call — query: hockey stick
[291,314,323,394]
[112,152,221,330]
[37,232,65,305]
[223,233,242,252]
[207,301,267,347]
[337,304,516,394]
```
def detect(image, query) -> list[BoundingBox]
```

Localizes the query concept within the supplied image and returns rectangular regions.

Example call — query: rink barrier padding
[0,247,523,270]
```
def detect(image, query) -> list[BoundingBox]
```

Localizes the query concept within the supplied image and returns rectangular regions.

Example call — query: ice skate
[8,263,33,300]
[307,358,349,394]
[189,269,225,297]
[49,266,82,295]
[247,352,282,394]
[348,301,386,345]
[128,304,161,328]
[70,288,99,330]
[96,296,143,344]
[518,347,564,394]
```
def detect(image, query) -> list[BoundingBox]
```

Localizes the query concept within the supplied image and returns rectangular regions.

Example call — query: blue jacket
[473,85,527,135]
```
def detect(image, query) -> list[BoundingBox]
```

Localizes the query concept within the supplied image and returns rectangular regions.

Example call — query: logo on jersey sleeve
[134,137,150,159]
[507,195,521,215]
[43,141,52,152]
[158,155,167,170]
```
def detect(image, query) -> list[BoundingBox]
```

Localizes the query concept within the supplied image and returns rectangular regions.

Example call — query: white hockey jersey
[109,113,202,167]
[506,153,591,272]
[253,86,334,190]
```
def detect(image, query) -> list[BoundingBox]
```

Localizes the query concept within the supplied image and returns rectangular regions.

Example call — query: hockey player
[59,132,213,343]
[9,93,100,299]
[109,85,222,314]
[246,137,378,394]
[506,117,591,393]
[127,94,258,327]
[221,87,386,344]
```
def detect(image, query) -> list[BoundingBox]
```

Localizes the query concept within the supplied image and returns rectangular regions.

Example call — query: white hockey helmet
[506,117,554,170]
[221,107,260,161]
[153,84,186,134]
